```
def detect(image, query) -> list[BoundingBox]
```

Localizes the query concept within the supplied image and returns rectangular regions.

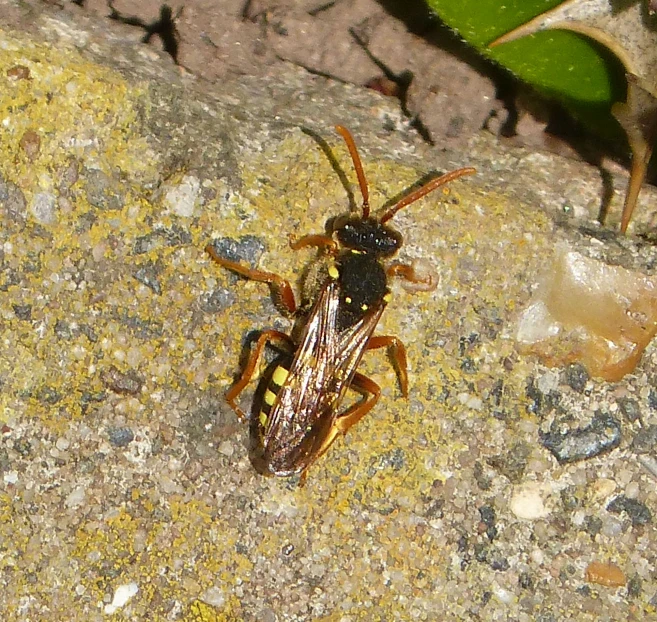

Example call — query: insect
[206,126,475,480]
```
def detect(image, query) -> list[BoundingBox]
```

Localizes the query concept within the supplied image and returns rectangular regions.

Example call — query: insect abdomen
[258,363,290,429]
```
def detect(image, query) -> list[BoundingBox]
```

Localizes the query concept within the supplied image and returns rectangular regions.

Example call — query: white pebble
[165,175,200,217]
[30,192,57,224]
[104,582,139,615]
[509,482,552,520]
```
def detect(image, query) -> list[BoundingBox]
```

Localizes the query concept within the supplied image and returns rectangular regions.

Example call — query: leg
[226,330,295,420]
[206,244,297,315]
[288,233,337,253]
[366,335,409,397]
[387,261,437,292]
[298,372,380,485]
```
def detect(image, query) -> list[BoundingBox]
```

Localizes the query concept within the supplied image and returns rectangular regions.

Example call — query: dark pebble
[489,379,504,406]
[12,304,32,320]
[617,397,641,423]
[7,65,30,80]
[108,427,134,447]
[631,425,657,454]
[628,574,642,598]
[200,287,236,313]
[562,364,589,393]
[489,555,510,571]
[13,438,32,456]
[488,442,529,484]
[36,386,62,405]
[473,462,492,490]
[378,447,405,471]
[582,515,602,538]
[134,264,162,295]
[207,235,266,269]
[540,411,621,464]
[649,389,657,412]
[80,324,98,343]
[133,226,192,254]
[0,176,27,225]
[85,168,125,211]
[607,495,652,526]
[478,505,497,541]
[525,378,560,416]
[54,319,79,340]
[473,542,488,563]
[281,543,294,556]
[101,366,144,395]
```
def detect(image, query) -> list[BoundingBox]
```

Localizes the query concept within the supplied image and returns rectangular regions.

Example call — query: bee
[206,126,475,480]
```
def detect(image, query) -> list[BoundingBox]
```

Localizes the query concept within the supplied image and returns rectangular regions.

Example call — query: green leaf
[426,0,626,126]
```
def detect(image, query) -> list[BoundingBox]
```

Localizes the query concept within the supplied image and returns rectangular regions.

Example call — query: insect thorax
[335,250,388,329]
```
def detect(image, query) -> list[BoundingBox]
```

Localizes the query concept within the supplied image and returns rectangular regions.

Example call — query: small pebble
[19,130,40,160]
[540,412,621,464]
[108,427,135,448]
[510,483,552,520]
[607,495,652,526]
[7,65,30,80]
[30,192,57,225]
[104,582,139,615]
[562,364,589,393]
[101,366,144,395]
[165,175,200,217]
[631,425,657,454]
[585,561,626,587]
[207,235,266,268]
[617,397,641,423]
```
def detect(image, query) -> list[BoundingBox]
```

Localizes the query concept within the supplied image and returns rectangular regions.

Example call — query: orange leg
[288,233,337,253]
[367,335,409,397]
[225,329,295,420]
[206,244,297,315]
[298,372,381,485]
[387,261,437,292]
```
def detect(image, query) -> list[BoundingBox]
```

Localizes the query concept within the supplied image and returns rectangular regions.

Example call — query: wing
[260,280,386,475]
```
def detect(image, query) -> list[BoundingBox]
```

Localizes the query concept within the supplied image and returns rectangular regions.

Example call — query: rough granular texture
[1,8,657,622]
